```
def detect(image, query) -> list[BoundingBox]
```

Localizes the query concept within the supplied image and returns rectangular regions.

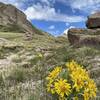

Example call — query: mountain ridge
[0,2,48,39]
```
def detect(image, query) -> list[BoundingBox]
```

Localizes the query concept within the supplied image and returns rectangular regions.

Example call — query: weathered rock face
[68,12,100,47]
[86,12,100,29]
[0,2,42,37]
[68,28,100,46]
[68,29,80,45]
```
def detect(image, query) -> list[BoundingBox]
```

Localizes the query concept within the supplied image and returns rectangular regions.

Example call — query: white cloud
[1,0,100,18]
[48,25,55,29]
[70,0,100,13]
[41,0,50,4]
[57,0,100,14]
[0,0,86,23]
[40,0,50,6]
[0,0,16,5]
[48,30,60,36]
[66,23,70,26]
[0,0,25,9]
[91,10,100,14]
[24,3,85,22]
[64,26,75,35]
[40,0,55,6]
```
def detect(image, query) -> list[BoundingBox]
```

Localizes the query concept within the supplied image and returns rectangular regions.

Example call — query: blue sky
[0,0,100,36]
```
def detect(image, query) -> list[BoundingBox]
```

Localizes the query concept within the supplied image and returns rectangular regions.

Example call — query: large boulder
[86,12,100,29]
[68,28,100,47]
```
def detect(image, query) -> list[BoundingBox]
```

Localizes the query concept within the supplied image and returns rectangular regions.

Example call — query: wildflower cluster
[46,60,97,100]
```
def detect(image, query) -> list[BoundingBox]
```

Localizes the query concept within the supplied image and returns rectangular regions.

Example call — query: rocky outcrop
[68,28,100,46]
[86,12,100,29]
[68,12,100,47]
[0,2,44,38]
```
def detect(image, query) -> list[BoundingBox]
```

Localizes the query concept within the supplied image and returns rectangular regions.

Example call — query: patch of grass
[6,65,42,84]
[0,74,5,87]
[0,32,23,40]
[0,25,24,33]
[7,68,27,83]
[0,28,100,99]
[48,45,100,68]
[11,54,22,63]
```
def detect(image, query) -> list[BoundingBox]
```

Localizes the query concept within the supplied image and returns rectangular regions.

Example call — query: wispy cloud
[0,0,86,23]
[48,30,60,36]
[57,0,100,14]
[24,3,85,22]
[64,26,75,35]
[0,0,25,9]
[48,25,55,30]
[65,23,70,26]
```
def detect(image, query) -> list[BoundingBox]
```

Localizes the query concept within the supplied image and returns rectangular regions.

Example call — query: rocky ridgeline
[0,2,45,39]
[68,12,100,47]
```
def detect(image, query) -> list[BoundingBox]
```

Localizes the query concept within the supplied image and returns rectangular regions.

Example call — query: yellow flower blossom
[84,79,97,98]
[46,67,62,80]
[47,82,55,94]
[66,60,90,91]
[38,53,43,58]
[46,60,97,100]
[66,60,78,72]
[71,71,88,91]
[54,79,71,98]
[83,91,90,100]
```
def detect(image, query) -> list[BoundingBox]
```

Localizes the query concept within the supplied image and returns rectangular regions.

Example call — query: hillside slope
[0,2,46,37]
[0,30,100,100]
[0,31,69,99]
[0,3,100,100]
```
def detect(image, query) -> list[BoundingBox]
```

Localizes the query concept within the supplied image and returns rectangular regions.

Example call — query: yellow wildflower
[66,60,79,72]
[46,67,62,80]
[54,79,71,98]
[38,53,43,58]
[46,60,97,100]
[47,82,55,94]
[70,70,85,91]
[84,79,97,98]
[83,90,90,100]
[67,60,89,91]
